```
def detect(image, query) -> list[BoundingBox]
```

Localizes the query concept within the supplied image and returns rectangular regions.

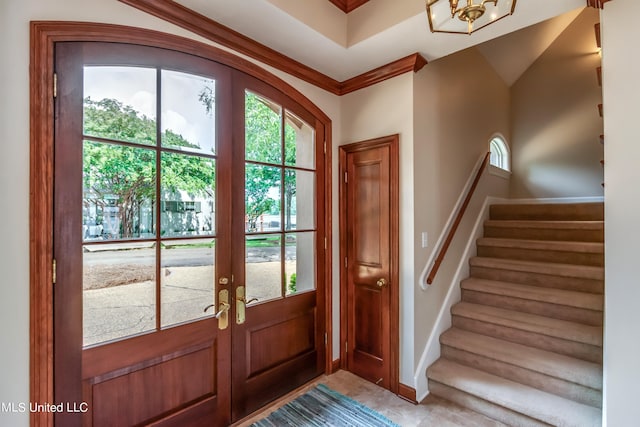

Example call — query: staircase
[427,202,604,427]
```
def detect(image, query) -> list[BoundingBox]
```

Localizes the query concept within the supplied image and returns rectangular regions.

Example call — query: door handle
[376,278,388,288]
[213,302,230,319]
[237,296,259,304]
[203,289,230,329]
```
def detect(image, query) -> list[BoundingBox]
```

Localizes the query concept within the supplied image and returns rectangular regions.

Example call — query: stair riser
[483,226,604,242]
[452,316,602,363]
[462,290,603,326]
[470,266,604,294]
[490,204,604,221]
[441,346,603,408]
[427,380,549,427]
[477,246,604,267]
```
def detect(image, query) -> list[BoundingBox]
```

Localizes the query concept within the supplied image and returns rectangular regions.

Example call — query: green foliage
[83,91,302,238]
[198,86,215,116]
[244,92,298,231]
[287,272,297,294]
[84,97,156,145]
[83,97,214,238]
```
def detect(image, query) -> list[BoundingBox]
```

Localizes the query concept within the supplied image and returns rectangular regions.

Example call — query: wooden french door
[339,135,399,394]
[53,42,325,426]
[229,74,327,419]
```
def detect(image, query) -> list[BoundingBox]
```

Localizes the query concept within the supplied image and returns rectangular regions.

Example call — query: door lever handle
[237,296,259,304]
[214,302,230,319]
[203,302,231,319]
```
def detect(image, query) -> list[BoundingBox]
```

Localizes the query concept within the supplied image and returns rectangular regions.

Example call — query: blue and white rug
[250,383,401,427]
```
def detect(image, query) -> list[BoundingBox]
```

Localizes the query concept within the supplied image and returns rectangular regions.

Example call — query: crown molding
[118,0,342,94]
[328,0,371,14]
[339,53,428,95]
[118,0,426,96]
[586,0,612,9]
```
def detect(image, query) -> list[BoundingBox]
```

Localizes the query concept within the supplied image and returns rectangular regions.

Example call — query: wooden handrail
[426,152,491,285]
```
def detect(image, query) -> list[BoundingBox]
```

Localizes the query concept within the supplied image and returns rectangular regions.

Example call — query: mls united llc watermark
[1,401,89,413]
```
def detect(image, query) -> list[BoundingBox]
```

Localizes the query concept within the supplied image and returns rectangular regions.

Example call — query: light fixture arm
[426,0,517,35]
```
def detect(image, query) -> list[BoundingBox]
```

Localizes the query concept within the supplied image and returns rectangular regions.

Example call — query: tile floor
[232,370,505,426]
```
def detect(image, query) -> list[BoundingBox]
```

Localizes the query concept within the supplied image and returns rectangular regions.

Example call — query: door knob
[376,278,387,288]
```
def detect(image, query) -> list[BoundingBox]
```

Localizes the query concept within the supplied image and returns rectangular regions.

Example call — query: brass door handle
[237,296,259,304]
[376,278,387,288]
[204,289,230,329]
[213,302,230,319]
[203,302,230,318]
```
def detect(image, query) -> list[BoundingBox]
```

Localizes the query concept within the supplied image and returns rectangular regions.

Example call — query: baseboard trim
[331,358,341,374]
[398,383,418,404]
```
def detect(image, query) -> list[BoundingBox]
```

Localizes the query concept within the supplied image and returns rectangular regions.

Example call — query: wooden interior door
[53,42,327,426]
[340,135,399,393]
[54,42,233,427]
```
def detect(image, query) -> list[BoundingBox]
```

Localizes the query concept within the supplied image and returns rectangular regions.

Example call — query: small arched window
[489,135,510,171]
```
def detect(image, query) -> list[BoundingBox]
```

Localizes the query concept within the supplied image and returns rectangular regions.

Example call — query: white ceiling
[176,0,587,83]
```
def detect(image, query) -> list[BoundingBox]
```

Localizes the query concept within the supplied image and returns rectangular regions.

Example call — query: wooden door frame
[338,134,399,394]
[30,21,332,426]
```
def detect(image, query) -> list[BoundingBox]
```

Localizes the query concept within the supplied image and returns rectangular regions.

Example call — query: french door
[53,42,326,426]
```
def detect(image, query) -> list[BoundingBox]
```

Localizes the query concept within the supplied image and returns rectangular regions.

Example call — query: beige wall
[340,73,415,385]
[412,47,511,372]
[510,8,604,198]
[601,0,640,424]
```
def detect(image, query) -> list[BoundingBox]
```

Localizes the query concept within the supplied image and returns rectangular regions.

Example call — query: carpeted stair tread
[484,219,604,231]
[483,220,604,243]
[452,302,602,347]
[489,203,604,221]
[461,278,603,311]
[470,257,604,280]
[440,328,602,390]
[428,359,602,427]
[477,237,603,254]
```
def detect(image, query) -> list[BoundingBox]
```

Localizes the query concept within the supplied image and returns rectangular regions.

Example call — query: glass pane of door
[161,70,216,155]
[82,65,219,346]
[83,66,157,146]
[245,91,281,164]
[83,241,156,347]
[161,238,215,327]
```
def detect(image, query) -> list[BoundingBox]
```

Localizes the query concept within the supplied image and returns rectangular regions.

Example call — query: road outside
[83,243,298,347]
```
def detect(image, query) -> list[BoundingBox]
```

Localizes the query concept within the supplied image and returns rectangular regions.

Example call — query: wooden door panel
[247,310,315,376]
[146,398,219,427]
[354,286,383,358]
[354,162,384,267]
[232,292,323,419]
[89,343,216,427]
[82,320,230,426]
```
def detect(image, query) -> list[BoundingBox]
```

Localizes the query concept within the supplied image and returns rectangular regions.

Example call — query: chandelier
[426,0,517,35]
